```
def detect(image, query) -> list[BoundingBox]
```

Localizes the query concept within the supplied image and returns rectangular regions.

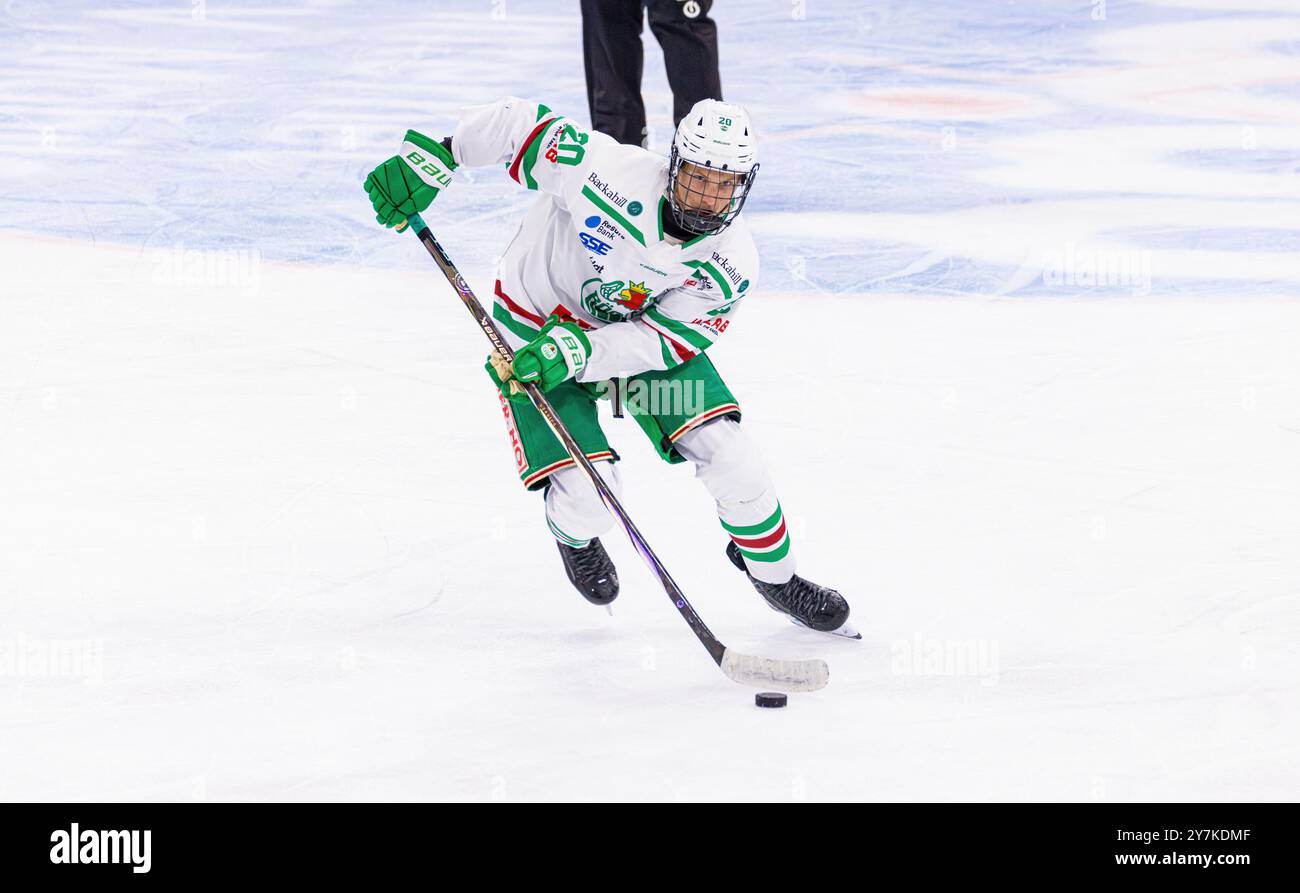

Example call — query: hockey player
[364,97,855,637]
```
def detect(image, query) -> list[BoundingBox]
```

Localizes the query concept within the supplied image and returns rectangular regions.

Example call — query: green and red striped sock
[719,502,795,584]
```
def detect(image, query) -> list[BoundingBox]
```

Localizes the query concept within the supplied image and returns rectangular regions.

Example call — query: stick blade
[721,649,829,692]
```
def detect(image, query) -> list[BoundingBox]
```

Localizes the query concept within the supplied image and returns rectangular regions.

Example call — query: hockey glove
[510,315,592,393]
[364,130,457,228]
[485,349,526,401]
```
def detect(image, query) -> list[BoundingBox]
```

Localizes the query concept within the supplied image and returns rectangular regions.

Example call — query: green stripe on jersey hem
[493,302,541,342]
[657,333,678,368]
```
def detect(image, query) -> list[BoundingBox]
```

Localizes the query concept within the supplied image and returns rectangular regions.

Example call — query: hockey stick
[398,212,828,693]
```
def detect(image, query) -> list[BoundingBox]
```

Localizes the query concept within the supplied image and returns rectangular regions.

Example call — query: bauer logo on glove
[404,149,454,187]
[363,130,458,229]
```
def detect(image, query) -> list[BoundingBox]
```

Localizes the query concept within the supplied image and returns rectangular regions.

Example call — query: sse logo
[579,232,613,255]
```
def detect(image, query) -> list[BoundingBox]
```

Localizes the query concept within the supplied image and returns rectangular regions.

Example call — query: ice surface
[0,1,1297,801]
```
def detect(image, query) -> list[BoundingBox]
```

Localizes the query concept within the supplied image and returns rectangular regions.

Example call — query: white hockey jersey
[449,97,758,382]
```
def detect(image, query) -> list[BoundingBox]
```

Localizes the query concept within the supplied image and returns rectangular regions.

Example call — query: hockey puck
[755,692,787,708]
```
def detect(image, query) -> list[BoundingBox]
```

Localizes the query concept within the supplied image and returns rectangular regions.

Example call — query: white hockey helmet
[668,99,760,236]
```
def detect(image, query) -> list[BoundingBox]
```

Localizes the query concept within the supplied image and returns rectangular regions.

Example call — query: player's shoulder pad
[577,130,664,180]
[502,97,592,143]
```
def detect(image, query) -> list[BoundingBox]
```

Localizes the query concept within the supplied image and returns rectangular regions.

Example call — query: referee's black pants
[581,0,723,146]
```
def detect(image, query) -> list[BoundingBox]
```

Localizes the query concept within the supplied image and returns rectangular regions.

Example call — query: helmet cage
[667,145,759,236]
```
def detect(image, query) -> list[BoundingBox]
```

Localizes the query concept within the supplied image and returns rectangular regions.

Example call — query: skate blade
[828,622,862,640]
[789,617,862,640]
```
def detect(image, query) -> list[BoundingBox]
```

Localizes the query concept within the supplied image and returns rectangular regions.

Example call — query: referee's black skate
[726,542,860,639]
[558,538,619,607]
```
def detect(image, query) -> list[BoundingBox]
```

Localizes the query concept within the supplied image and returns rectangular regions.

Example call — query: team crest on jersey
[580,278,655,322]
[616,281,652,311]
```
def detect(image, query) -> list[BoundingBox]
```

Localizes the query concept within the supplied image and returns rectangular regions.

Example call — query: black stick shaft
[403,214,727,667]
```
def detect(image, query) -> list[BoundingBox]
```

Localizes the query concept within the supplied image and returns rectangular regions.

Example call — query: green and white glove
[490,315,592,395]
[364,130,457,228]
[515,316,592,391]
